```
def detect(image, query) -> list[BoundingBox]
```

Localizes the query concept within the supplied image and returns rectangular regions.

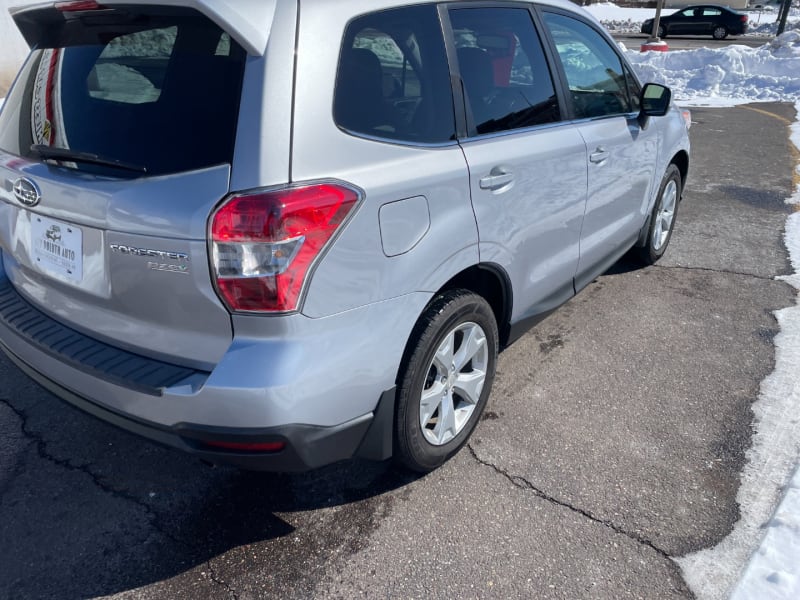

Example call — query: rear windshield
[0,5,246,177]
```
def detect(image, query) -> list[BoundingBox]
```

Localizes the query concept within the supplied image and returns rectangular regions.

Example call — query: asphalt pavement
[0,103,796,599]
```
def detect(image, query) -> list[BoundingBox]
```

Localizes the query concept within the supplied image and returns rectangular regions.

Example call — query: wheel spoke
[453,325,486,372]
[436,391,457,444]
[453,370,485,405]
[420,382,444,427]
[432,331,455,374]
[663,186,677,213]
[652,218,664,249]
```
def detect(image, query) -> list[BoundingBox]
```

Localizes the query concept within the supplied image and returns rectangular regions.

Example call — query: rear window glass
[0,6,246,177]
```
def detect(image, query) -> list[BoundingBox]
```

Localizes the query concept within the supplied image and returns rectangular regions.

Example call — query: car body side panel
[229,0,296,191]
[460,124,587,324]
[289,1,477,319]
[574,115,658,278]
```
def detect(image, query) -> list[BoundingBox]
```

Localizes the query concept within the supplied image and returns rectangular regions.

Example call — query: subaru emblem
[12,177,42,207]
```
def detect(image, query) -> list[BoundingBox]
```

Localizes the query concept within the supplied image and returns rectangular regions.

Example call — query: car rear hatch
[0,2,256,368]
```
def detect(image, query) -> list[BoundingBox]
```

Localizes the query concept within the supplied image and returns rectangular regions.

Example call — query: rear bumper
[1,337,395,471]
[0,269,427,470]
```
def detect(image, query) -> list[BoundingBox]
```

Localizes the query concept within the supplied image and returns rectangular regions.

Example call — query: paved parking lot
[0,102,796,599]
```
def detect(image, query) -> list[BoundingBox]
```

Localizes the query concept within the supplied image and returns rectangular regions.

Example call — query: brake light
[741,15,748,22]
[55,1,104,11]
[210,183,359,312]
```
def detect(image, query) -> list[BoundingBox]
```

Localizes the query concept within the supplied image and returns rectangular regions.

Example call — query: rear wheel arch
[395,263,512,386]
[438,264,512,349]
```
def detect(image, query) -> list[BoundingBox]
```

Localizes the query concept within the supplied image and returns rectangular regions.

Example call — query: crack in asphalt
[467,444,672,560]
[652,263,777,282]
[0,397,189,549]
[207,560,239,600]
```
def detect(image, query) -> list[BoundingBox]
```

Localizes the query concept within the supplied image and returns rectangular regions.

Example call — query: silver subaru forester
[0,0,689,472]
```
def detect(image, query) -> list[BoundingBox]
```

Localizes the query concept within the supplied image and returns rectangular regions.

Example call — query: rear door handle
[590,147,610,164]
[479,167,515,191]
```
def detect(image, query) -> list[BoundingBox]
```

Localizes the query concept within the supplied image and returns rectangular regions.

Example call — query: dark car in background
[641,5,748,39]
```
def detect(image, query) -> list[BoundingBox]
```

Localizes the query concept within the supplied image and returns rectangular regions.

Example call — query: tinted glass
[623,65,641,112]
[0,7,245,177]
[449,7,560,135]
[542,13,632,119]
[334,5,455,144]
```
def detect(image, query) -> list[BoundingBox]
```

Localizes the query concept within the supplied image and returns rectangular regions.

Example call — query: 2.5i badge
[31,215,83,283]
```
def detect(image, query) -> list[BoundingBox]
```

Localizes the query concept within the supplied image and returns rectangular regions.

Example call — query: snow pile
[600,18,648,34]
[589,3,670,34]
[728,102,800,600]
[626,31,800,105]
[749,17,800,37]
[679,102,800,600]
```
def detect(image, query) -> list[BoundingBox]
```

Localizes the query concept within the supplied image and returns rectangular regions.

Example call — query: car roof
[676,4,738,9]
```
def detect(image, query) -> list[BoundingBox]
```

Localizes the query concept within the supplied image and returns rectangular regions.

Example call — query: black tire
[394,290,498,473]
[657,25,666,38]
[637,164,682,265]
[712,26,728,40]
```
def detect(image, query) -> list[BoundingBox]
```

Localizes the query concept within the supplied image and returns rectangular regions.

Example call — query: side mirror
[638,83,672,128]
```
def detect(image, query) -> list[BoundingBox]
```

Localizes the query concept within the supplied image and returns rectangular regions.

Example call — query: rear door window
[448,6,561,135]
[334,4,455,144]
[0,6,246,177]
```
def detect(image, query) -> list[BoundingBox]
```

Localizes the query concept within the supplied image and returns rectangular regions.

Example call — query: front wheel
[394,290,498,472]
[636,164,681,265]
[712,26,728,40]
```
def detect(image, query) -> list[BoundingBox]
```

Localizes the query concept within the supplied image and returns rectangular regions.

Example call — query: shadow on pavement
[0,387,418,599]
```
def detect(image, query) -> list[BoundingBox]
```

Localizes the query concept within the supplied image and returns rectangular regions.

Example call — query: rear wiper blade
[30,145,148,174]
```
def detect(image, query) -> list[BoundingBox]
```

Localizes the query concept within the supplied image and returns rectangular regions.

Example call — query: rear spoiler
[10,0,277,56]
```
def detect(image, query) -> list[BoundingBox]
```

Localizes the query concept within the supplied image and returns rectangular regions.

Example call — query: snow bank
[723,102,800,600]
[626,31,800,106]
[678,102,800,600]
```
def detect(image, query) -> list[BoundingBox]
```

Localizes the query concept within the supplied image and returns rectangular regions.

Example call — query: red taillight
[203,440,286,453]
[741,15,748,22]
[55,1,104,11]
[210,183,359,313]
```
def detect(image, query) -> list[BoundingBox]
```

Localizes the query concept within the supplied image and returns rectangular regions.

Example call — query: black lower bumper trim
[0,278,204,395]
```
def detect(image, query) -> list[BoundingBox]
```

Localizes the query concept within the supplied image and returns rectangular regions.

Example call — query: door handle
[479,167,514,190]
[590,147,610,164]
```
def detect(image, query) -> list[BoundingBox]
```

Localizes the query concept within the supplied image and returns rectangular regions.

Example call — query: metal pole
[777,0,791,36]
[647,0,666,43]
